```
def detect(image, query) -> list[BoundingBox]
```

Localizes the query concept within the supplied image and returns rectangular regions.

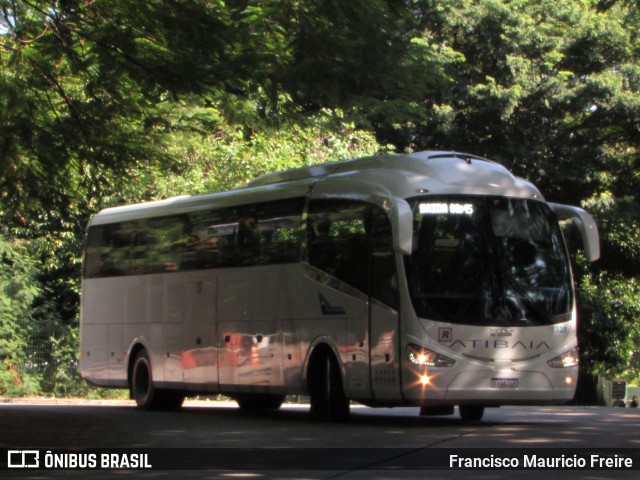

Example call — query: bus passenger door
[369,208,402,401]
[369,301,401,400]
[344,293,371,399]
[306,199,401,401]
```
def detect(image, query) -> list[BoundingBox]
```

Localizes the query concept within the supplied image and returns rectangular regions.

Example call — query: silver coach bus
[80,151,599,421]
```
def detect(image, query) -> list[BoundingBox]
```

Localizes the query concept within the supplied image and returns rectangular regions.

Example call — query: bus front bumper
[403,368,578,406]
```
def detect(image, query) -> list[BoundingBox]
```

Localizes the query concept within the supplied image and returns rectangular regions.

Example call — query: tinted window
[405,196,572,325]
[83,198,304,278]
[308,201,368,292]
[308,200,398,309]
[369,207,399,310]
[186,199,304,267]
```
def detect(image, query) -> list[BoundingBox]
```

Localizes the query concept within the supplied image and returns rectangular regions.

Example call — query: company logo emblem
[319,293,346,315]
[438,328,452,342]
[450,339,551,350]
[8,450,39,469]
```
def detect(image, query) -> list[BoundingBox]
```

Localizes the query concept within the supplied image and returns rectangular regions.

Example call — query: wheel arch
[303,336,346,395]
[126,338,151,392]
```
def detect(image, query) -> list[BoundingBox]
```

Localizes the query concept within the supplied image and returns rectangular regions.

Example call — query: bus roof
[88,151,543,226]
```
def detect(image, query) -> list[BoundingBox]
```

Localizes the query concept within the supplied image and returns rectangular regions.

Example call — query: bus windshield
[405,196,572,326]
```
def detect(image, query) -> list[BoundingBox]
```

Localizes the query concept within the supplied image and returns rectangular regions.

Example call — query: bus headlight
[407,344,455,367]
[548,347,579,368]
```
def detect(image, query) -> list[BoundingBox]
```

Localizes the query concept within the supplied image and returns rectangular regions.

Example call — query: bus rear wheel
[309,353,349,422]
[459,405,484,422]
[131,350,184,411]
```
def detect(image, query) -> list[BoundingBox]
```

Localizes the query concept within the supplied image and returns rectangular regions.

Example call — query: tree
[3,0,418,395]
[0,237,41,395]
[410,0,640,379]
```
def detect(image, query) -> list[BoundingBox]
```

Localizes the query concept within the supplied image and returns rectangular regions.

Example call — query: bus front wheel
[459,405,484,422]
[309,353,349,422]
[131,350,184,411]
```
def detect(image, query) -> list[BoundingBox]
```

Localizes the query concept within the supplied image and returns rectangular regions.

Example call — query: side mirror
[549,203,600,262]
[391,198,413,255]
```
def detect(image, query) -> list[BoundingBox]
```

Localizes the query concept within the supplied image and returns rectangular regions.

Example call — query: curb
[0,397,135,406]
[0,397,316,409]
[0,397,249,408]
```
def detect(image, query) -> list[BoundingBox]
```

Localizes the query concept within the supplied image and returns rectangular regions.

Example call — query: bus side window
[145,216,185,273]
[105,222,136,276]
[369,207,399,310]
[83,222,146,278]
[185,209,239,269]
[308,217,336,273]
[83,226,105,278]
[239,199,304,266]
[308,200,369,295]
[237,209,260,265]
[308,201,399,308]
[184,198,303,268]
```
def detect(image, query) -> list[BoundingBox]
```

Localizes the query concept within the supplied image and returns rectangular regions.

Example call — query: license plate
[491,378,518,388]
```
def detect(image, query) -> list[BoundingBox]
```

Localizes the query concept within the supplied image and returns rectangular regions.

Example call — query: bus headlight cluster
[548,347,579,368]
[407,343,455,367]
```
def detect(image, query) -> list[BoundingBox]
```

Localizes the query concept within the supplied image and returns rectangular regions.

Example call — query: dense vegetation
[1,0,638,398]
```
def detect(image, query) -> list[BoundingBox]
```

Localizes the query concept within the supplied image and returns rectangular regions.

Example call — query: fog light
[565,376,574,385]
[420,375,430,386]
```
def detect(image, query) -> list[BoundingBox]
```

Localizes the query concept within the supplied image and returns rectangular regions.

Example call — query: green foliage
[412,0,640,200]
[41,324,82,397]
[159,111,387,197]
[578,273,640,381]
[0,237,41,396]
[86,105,387,207]
[411,0,640,378]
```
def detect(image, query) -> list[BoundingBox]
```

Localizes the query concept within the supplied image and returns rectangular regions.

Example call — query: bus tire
[419,405,454,416]
[131,350,184,411]
[156,389,185,411]
[459,405,484,422]
[235,393,285,411]
[309,353,350,422]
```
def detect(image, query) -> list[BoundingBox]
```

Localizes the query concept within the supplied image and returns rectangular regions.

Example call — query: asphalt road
[1,400,639,479]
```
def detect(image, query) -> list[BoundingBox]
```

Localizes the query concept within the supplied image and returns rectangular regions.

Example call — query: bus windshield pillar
[391,198,413,255]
